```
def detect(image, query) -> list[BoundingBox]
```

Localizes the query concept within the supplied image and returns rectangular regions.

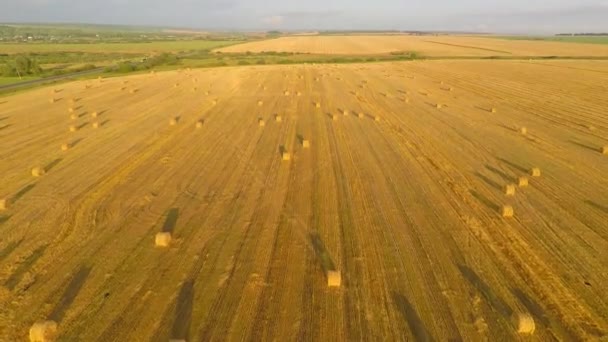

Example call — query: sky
[2,0,608,34]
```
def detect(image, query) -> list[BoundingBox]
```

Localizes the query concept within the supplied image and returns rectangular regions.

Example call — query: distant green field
[0,40,244,54]
[498,36,608,45]
[0,76,40,86]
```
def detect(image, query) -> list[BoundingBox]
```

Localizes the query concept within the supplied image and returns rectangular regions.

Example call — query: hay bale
[302,140,310,148]
[404,98,410,103]
[258,100,264,106]
[29,320,57,342]
[61,143,70,151]
[275,115,282,122]
[332,115,338,121]
[374,116,381,122]
[212,100,218,105]
[92,122,99,129]
[70,114,77,120]
[282,152,291,161]
[169,118,178,126]
[520,127,527,135]
[357,113,364,119]
[513,313,535,335]
[258,119,265,127]
[600,146,608,155]
[0,198,7,211]
[315,102,321,108]
[49,98,56,104]
[342,109,349,116]
[174,83,179,88]
[436,104,443,109]
[501,205,514,218]
[491,108,497,113]
[518,177,529,187]
[69,125,77,132]
[91,111,98,118]
[530,168,541,177]
[504,184,516,196]
[327,270,341,287]
[284,91,290,96]
[155,232,172,247]
[31,167,45,177]
[68,108,75,113]
[297,91,302,96]
[196,121,203,129]
[129,89,137,94]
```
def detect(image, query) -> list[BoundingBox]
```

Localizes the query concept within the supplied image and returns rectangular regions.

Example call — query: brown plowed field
[1,60,607,341]
[216,35,608,57]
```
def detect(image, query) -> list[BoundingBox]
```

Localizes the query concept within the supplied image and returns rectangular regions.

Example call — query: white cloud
[262,15,285,27]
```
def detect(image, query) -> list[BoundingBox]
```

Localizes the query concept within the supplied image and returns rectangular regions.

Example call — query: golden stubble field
[216,35,608,57]
[0,59,608,341]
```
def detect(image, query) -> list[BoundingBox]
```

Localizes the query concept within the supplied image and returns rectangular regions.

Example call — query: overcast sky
[2,0,608,34]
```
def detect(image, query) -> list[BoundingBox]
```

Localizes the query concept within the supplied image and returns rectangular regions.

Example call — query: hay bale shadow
[0,124,13,131]
[161,208,179,233]
[0,116,8,122]
[475,172,502,191]
[170,279,194,341]
[4,245,48,290]
[99,120,110,127]
[76,122,89,130]
[71,138,85,147]
[568,140,599,153]
[469,190,500,212]
[497,157,527,173]
[278,145,287,156]
[457,264,512,317]
[510,288,549,326]
[12,183,36,203]
[584,200,608,215]
[296,134,304,145]
[392,293,436,342]
[0,239,22,263]
[309,232,336,273]
[49,265,92,321]
[485,165,514,182]
[45,158,63,173]
[0,215,11,224]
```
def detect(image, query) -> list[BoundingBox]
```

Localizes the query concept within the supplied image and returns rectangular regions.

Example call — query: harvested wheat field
[216,35,608,57]
[1,60,608,341]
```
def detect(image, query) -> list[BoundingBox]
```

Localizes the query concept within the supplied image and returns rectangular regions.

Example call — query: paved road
[0,67,105,92]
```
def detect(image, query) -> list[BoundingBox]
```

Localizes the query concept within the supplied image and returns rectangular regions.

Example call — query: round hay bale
[297,91,302,96]
[70,114,77,120]
[518,177,529,187]
[342,109,349,116]
[169,118,178,126]
[196,121,203,129]
[520,127,527,135]
[68,107,75,113]
[29,320,57,342]
[302,140,310,148]
[0,198,8,211]
[258,100,264,106]
[491,108,497,113]
[282,152,291,161]
[332,115,338,121]
[513,313,535,335]
[501,205,514,218]
[284,91,290,96]
[174,83,179,88]
[327,270,341,287]
[258,119,265,127]
[315,102,321,108]
[69,125,77,132]
[275,115,282,122]
[92,122,99,129]
[212,100,217,105]
[129,89,137,94]
[357,113,364,119]
[31,167,45,177]
[91,111,98,118]
[504,184,516,196]
[600,146,608,155]
[436,104,443,109]
[530,168,541,177]
[155,232,172,247]
[375,116,381,122]
[61,143,70,151]
[49,98,56,104]
[404,98,410,103]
